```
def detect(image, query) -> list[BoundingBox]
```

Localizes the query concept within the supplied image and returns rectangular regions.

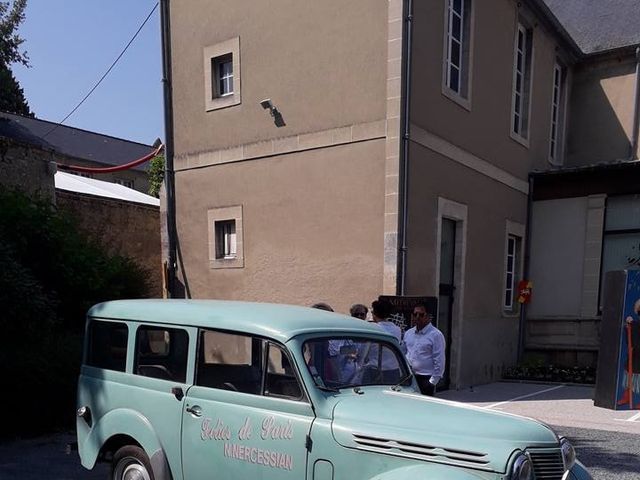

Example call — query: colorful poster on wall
[617,270,640,410]
[378,295,438,334]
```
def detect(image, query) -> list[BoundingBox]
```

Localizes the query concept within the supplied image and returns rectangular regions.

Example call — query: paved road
[440,381,640,480]
[0,433,107,479]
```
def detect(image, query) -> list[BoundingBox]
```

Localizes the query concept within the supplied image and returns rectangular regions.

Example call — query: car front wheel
[112,445,155,480]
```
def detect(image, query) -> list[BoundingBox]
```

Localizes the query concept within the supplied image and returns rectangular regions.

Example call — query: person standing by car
[371,299,402,341]
[357,300,403,383]
[404,303,445,396]
[350,304,368,320]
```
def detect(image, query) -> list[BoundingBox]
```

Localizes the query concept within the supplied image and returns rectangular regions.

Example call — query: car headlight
[560,437,576,470]
[511,452,533,480]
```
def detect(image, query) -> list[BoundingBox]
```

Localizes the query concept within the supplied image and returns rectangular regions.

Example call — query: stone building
[0,111,163,296]
[167,0,640,387]
[525,1,640,367]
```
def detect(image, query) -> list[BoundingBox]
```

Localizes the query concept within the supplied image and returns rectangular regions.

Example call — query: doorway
[437,218,456,390]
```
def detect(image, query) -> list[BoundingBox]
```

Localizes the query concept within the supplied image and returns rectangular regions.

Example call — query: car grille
[527,448,566,479]
[352,433,491,470]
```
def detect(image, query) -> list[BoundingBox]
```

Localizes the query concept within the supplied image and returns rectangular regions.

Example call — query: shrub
[503,361,596,384]
[0,188,152,437]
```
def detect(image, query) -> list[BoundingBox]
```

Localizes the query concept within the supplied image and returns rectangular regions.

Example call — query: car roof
[88,299,390,343]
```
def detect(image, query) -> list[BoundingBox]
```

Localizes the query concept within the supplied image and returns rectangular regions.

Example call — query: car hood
[330,389,559,473]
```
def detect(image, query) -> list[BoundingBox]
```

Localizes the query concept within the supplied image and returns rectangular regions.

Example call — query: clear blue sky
[12,0,163,145]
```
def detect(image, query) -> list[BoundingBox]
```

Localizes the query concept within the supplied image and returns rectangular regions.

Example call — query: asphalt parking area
[0,433,107,480]
[440,381,640,479]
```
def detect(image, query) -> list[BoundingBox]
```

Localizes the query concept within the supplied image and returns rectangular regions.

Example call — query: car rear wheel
[112,445,155,480]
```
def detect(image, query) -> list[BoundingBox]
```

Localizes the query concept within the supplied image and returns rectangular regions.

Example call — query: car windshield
[302,337,410,390]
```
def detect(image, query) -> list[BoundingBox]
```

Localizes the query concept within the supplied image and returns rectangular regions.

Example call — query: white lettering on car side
[201,416,295,471]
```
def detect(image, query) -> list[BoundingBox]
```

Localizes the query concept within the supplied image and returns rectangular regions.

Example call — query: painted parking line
[614,411,640,422]
[483,384,566,410]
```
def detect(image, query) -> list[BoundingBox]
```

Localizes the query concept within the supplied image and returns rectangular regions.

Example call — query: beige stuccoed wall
[174,140,385,314]
[405,142,527,387]
[171,0,388,158]
[170,0,391,311]
[566,55,637,166]
[410,0,569,178]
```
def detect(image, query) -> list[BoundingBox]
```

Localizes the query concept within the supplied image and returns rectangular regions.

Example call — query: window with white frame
[215,220,237,259]
[549,62,566,163]
[204,37,241,111]
[444,0,472,99]
[512,23,533,140]
[212,54,233,98]
[115,178,134,189]
[504,234,522,311]
[208,205,243,269]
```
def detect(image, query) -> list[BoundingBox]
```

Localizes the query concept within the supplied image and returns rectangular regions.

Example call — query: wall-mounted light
[260,98,277,116]
[260,98,286,127]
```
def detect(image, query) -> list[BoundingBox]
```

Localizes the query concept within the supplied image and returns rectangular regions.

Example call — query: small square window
[204,37,241,111]
[212,54,233,98]
[215,220,237,259]
[208,205,243,268]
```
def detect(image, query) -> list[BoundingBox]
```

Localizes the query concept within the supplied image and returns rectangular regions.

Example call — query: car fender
[566,460,593,480]
[368,463,492,479]
[79,407,172,480]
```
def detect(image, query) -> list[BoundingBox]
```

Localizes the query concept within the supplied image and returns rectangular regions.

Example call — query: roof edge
[526,0,583,60]
[531,159,640,177]
[0,110,156,149]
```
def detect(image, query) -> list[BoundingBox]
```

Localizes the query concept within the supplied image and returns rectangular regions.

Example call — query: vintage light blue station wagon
[77,300,592,480]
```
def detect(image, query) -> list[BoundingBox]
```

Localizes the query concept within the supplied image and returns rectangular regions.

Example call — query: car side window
[196,330,263,394]
[134,326,189,382]
[265,342,304,401]
[86,320,128,372]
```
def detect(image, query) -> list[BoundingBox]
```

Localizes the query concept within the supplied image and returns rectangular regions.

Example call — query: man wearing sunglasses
[404,303,446,396]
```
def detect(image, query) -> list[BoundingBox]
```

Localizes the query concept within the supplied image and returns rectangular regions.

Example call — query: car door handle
[186,405,202,417]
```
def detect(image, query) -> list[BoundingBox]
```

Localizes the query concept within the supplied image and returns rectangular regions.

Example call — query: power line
[43,2,159,139]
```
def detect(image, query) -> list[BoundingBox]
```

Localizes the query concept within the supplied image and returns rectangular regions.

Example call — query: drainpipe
[518,173,535,363]
[630,46,640,160]
[160,0,178,297]
[397,0,414,295]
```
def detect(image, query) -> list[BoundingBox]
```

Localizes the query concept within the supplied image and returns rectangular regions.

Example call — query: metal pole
[397,0,413,295]
[630,47,640,160]
[160,0,177,297]
[518,174,535,362]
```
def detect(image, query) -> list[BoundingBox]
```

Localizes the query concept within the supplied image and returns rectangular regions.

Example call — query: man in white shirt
[404,303,446,396]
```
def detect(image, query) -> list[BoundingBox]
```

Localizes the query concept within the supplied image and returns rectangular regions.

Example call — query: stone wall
[56,191,162,297]
[525,317,600,368]
[0,139,56,199]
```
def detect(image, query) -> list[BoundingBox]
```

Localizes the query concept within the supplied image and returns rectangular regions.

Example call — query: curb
[500,379,595,388]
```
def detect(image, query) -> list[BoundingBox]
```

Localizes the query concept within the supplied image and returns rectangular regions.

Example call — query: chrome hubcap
[114,457,151,480]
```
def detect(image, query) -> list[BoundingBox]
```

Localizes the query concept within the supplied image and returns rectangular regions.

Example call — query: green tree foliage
[148,154,165,198]
[0,188,152,436]
[0,61,30,114]
[0,188,151,332]
[0,0,32,115]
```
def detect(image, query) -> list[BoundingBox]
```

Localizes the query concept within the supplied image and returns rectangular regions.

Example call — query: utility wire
[43,2,159,139]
